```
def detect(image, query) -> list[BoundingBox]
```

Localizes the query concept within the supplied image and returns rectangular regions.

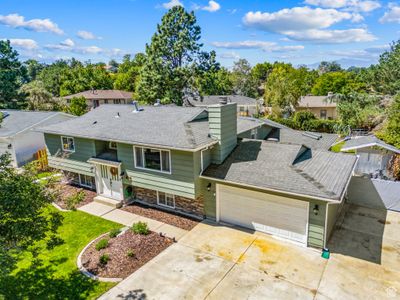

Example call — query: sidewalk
[78,202,188,240]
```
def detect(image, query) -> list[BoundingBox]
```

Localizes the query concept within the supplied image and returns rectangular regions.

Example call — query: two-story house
[40,101,357,249]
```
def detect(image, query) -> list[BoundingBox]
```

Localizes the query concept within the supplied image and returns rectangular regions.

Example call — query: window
[109,141,117,150]
[61,136,75,152]
[113,99,121,104]
[79,174,93,188]
[134,147,171,173]
[157,191,175,208]
[104,99,109,104]
[320,110,327,119]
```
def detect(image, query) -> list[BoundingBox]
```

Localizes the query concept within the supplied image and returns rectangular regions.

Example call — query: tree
[68,96,88,116]
[24,59,44,82]
[318,61,342,74]
[0,40,27,108]
[136,6,204,105]
[20,80,59,111]
[231,59,258,98]
[370,40,400,95]
[0,153,62,252]
[37,60,70,97]
[113,53,146,92]
[312,71,365,95]
[251,62,273,97]
[264,63,311,114]
[377,94,400,147]
[335,93,384,129]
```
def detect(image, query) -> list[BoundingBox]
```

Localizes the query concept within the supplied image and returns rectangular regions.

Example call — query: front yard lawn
[1,207,121,299]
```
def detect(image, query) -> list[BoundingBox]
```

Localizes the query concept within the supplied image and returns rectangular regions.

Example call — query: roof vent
[302,131,322,140]
[132,101,143,113]
[154,99,161,106]
[219,96,228,105]
[0,112,10,119]
[115,112,120,118]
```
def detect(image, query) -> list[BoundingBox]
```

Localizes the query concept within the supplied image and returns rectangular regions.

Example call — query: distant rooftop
[342,135,400,154]
[297,95,337,108]
[186,95,260,107]
[64,90,133,100]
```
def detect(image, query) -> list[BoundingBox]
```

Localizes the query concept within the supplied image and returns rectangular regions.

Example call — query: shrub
[65,190,85,210]
[132,221,149,235]
[127,249,135,257]
[109,228,121,238]
[99,253,110,265]
[95,239,109,251]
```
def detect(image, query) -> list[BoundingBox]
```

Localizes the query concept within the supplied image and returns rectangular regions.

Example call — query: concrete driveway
[99,205,400,300]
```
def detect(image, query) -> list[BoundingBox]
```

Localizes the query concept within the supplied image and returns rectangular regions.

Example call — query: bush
[65,190,85,210]
[95,239,109,251]
[267,114,339,134]
[127,249,135,257]
[109,228,121,238]
[99,253,110,265]
[132,221,149,235]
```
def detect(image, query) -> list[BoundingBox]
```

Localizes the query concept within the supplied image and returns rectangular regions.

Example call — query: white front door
[98,164,123,200]
[218,184,309,246]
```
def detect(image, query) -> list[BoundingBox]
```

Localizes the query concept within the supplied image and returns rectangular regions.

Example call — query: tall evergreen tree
[0,40,27,108]
[136,6,203,105]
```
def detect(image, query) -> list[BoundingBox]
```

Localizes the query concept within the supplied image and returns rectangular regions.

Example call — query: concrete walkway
[99,207,400,300]
[78,202,188,240]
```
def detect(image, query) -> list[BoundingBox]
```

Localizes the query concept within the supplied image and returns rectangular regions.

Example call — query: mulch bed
[81,230,173,278]
[122,202,200,231]
[52,182,96,210]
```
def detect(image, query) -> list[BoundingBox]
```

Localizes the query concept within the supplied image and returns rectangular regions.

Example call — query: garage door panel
[219,184,308,245]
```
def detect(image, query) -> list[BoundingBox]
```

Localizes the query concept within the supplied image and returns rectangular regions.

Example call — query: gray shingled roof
[186,95,259,107]
[0,110,68,138]
[297,95,336,108]
[202,139,357,201]
[39,105,217,150]
[237,117,264,134]
[342,136,400,154]
[64,90,133,100]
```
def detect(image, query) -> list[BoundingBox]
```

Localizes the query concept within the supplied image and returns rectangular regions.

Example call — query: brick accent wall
[133,186,204,218]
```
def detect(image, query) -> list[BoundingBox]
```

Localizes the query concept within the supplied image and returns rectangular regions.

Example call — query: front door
[99,164,122,200]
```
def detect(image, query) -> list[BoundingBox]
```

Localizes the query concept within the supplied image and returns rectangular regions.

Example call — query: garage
[217,184,309,245]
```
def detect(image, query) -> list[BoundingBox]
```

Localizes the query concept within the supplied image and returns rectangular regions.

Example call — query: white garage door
[218,184,309,245]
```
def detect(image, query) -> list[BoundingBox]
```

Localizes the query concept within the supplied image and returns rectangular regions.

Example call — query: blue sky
[1,0,399,68]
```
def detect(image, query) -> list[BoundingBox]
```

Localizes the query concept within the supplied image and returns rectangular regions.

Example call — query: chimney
[208,102,237,164]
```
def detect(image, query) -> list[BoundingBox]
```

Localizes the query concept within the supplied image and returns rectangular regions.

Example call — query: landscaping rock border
[76,230,129,282]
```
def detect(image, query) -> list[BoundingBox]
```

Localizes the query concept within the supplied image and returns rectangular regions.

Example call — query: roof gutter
[39,129,219,153]
[200,174,341,203]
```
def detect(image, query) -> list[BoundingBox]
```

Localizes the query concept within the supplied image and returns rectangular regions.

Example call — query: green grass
[36,171,56,179]
[330,141,345,152]
[1,207,121,299]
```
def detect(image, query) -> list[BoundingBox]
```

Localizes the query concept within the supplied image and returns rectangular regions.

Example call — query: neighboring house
[64,90,133,108]
[0,110,74,167]
[296,94,337,120]
[185,95,263,117]
[40,102,357,248]
[342,136,400,212]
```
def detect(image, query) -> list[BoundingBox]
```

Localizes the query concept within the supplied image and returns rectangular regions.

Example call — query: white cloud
[77,30,102,40]
[202,1,221,12]
[327,45,390,61]
[380,3,400,23]
[227,8,237,14]
[4,38,38,50]
[162,0,183,9]
[285,28,376,43]
[211,40,304,52]
[0,13,63,34]
[305,0,381,12]
[60,38,74,47]
[243,7,356,33]
[219,51,240,59]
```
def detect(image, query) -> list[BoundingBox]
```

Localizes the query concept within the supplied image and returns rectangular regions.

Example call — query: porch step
[94,196,123,208]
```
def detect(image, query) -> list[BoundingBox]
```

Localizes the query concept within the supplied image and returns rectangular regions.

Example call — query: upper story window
[134,146,171,173]
[61,136,75,152]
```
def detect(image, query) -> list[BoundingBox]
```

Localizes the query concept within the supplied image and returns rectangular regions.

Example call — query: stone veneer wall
[134,187,204,218]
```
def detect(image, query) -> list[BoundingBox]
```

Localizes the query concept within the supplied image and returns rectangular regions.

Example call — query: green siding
[209,103,237,164]
[117,143,197,198]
